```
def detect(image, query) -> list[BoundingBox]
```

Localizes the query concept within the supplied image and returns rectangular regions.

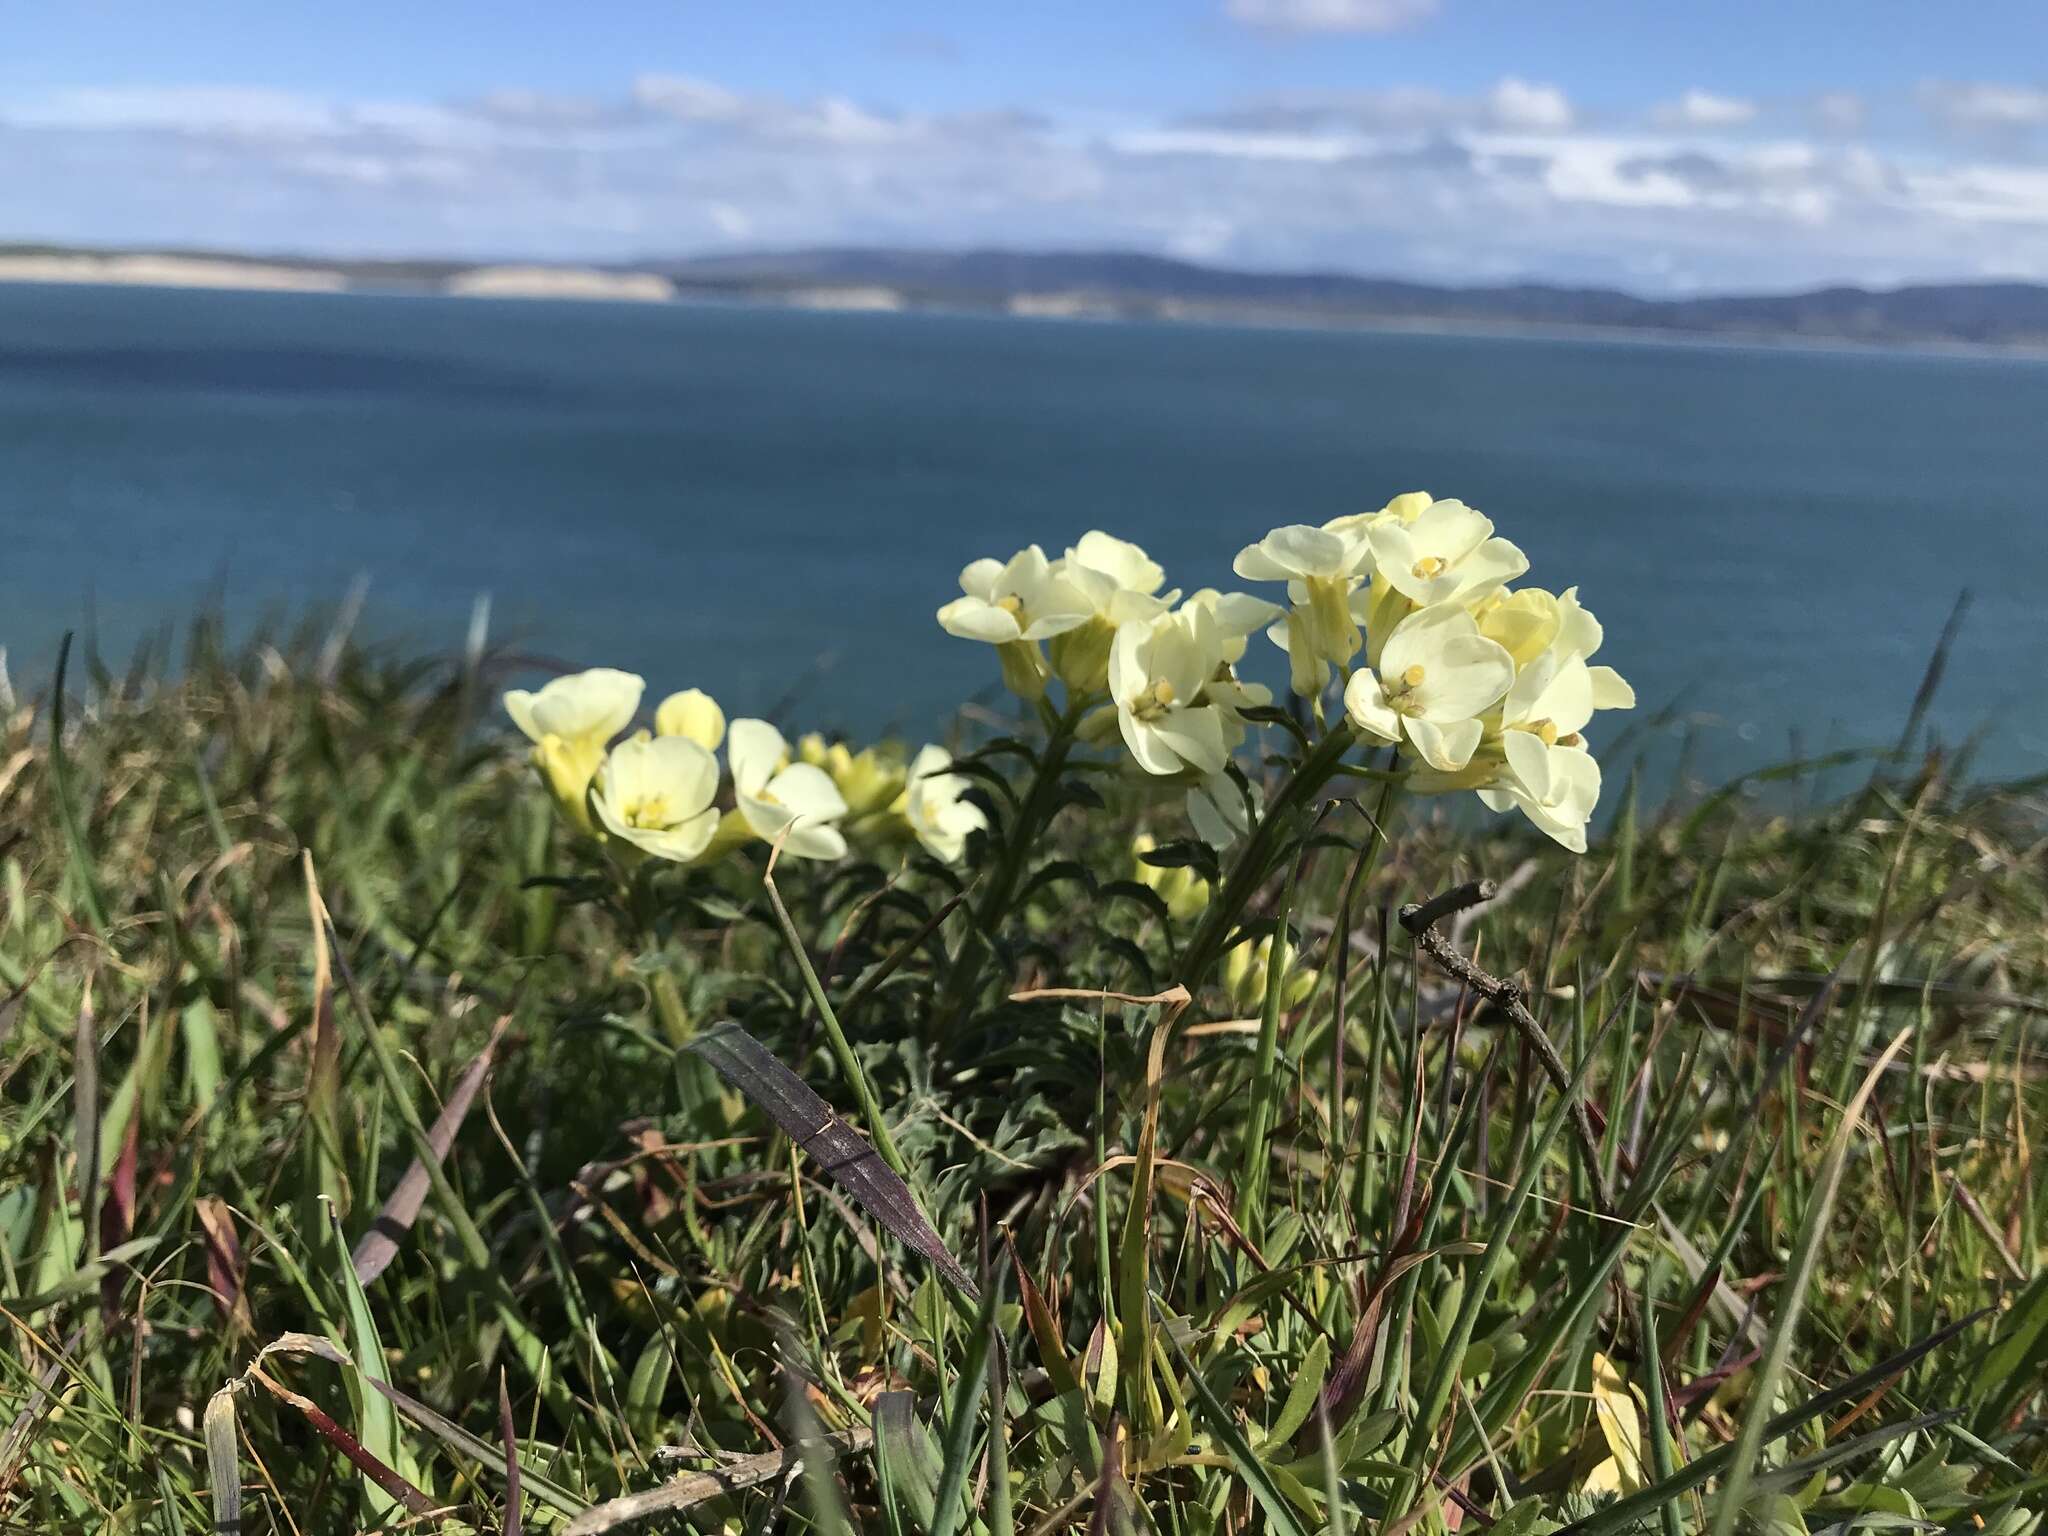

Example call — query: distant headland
[6,240,2048,350]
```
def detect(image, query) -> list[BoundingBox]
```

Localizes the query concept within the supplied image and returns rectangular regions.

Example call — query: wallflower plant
[925,501,1633,1007]
[509,499,1631,1050]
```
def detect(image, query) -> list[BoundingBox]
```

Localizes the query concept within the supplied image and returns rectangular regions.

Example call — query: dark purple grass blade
[352,1014,510,1285]
[688,1020,977,1298]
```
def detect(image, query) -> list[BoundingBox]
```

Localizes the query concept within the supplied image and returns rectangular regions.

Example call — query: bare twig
[1399,884,1619,1222]
[560,1428,874,1534]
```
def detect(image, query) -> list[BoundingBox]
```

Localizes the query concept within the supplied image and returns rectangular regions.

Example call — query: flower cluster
[941,495,1633,851]
[502,671,984,867]
[939,531,1281,784]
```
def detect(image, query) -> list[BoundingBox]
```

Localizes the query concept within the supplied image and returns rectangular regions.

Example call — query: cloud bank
[5,72,2048,293]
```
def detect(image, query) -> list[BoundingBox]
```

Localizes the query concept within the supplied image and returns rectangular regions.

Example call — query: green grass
[1,617,2043,1534]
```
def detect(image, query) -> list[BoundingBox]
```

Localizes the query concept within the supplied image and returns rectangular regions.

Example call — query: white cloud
[1812,92,1866,134]
[632,74,748,123]
[1654,89,1758,129]
[7,71,2048,292]
[17,86,345,136]
[1113,128,1358,161]
[1223,0,1438,35]
[1920,80,2048,128]
[1187,77,1571,135]
[1487,78,1573,131]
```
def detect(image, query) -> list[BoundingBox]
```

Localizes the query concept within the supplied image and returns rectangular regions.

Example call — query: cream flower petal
[1365,524,1432,602]
[1449,538,1530,601]
[767,762,849,822]
[1411,634,1515,721]
[502,690,540,742]
[1403,716,1482,772]
[727,718,789,797]
[1342,670,1402,743]
[655,688,726,751]
[905,745,987,863]
[1070,531,1165,594]
[1118,710,1185,776]
[1377,602,1476,680]
[1558,587,1605,659]
[1477,589,1563,668]
[1526,655,1597,736]
[938,597,1025,644]
[1234,524,1348,582]
[1512,747,1600,852]
[1187,770,1252,849]
[1501,727,1557,804]
[1151,705,1230,776]
[959,557,1008,597]
[1407,499,1493,562]
[1108,620,1149,703]
[1503,651,1561,723]
[1588,665,1636,711]
[504,667,644,747]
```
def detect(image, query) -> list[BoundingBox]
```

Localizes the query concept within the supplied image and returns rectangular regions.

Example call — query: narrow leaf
[688,1021,976,1297]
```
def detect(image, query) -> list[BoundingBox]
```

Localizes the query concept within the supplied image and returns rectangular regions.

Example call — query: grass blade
[1707,1024,1915,1536]
[1156,1293,1315,1536]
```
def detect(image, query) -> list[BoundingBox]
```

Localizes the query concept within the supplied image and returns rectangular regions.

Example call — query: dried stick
[1399,882,1620,1222]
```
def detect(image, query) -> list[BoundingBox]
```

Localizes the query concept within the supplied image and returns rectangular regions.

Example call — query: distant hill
[657,247,2048,347]
[8,239,2048,347]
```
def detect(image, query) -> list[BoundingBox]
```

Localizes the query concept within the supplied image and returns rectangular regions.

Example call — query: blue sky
[6,1,2047,291]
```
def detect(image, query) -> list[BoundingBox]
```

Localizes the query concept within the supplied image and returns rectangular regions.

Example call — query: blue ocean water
[2,281,2044,785]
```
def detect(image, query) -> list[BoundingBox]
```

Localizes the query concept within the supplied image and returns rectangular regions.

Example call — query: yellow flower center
[1411,555,1446,580]
[1130,676,1180,721]
[996,594,1025,618]
[619,794,674,830]
[1382,663,1428,716]
[1533,718,1559,746]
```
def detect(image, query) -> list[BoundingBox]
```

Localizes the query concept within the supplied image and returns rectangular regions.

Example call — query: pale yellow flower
[1467,611,1634,850]
[1132,832,1210,922]
[655,688,726,751]
[1343,604,1515,772]
[903,745,988,863]
[1322,489,1435,541]
[728,719,849,860]
[1482,732,1603,853]
[1223,935,1315,1014]
[1066,531,1167,597]
[1234,524,1372,694]
[1107,606,1233,776]
[937,545,1092,700]
[1183,588,1284,667]
[503,667,644,830]
[1365,499,1528,610]
[799,734,908,819]
[1048,533,1179,693]
[590,735,721,862]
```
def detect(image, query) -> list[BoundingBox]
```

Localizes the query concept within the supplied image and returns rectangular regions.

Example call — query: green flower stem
[1181,721,1358,996]
[762,863,913,1183]
[650,968,693,1046]
[936,700,1083,1023]
[1235,850,1300,1239]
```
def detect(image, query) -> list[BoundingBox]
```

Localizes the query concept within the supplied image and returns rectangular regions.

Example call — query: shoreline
[4,252,2048,361]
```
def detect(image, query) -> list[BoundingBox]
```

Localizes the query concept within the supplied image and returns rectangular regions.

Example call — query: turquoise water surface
[2,282,2044,784]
